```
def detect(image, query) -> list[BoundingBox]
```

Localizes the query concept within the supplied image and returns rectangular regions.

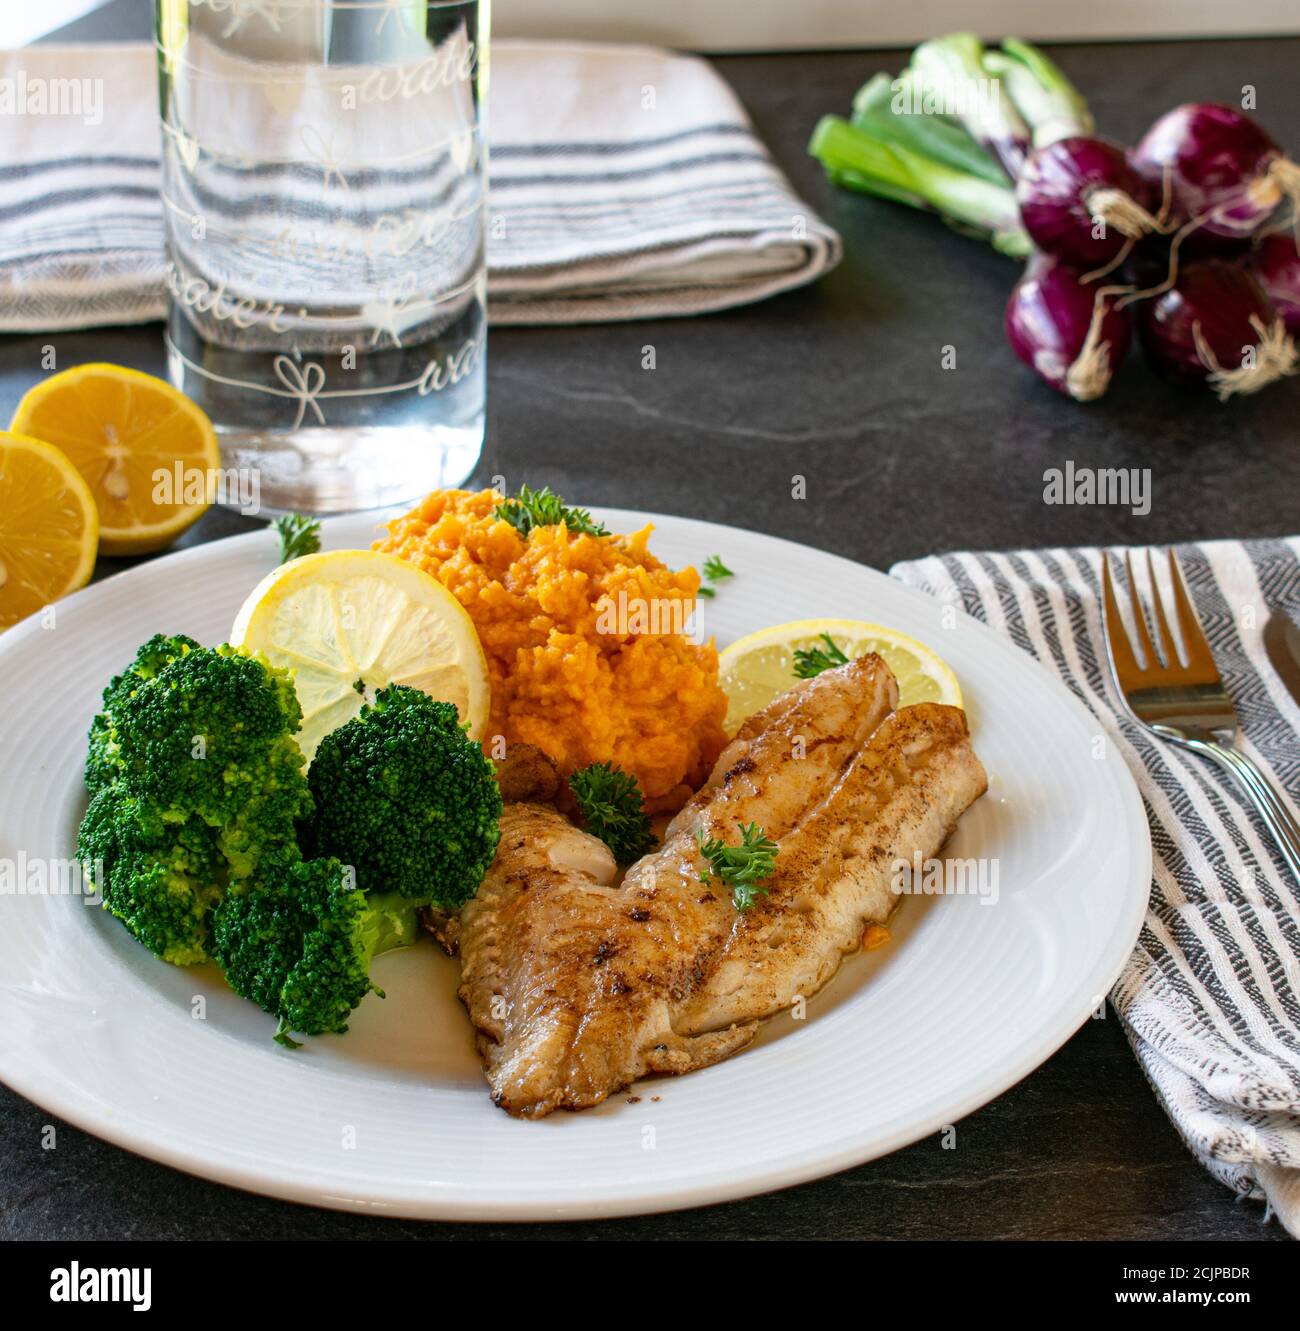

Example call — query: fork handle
[1186,738,1300,884]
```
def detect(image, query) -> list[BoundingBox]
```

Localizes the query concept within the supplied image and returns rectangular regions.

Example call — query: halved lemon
[11,363,219,556]
[718,617,962,735]
[0,431,99,630]
[230,548,491,762]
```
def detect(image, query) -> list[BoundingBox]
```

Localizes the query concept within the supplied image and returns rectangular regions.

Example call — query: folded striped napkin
[0,39,839,331]
[892,538,1300,1237]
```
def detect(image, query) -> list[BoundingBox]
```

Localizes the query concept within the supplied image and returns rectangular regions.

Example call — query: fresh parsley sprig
[792,632,850,679]
[697,821,779,910]
[493,485,610,539]
[569,762,655,865]
[273,513,322,564]
[696,553,735,599]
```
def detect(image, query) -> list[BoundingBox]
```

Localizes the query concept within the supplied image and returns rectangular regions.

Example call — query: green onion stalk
[808,114,1032,258]
[850,71,1007,187]
[907,32,1032,180]
[983,37,1094,150]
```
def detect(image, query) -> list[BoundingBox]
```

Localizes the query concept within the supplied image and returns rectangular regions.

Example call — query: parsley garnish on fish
[493,485,610,539]
[696,553,735,598]
[273,512,322,564]
[697,821,779,910]
[569,762,655,865]
[792,632,850,679]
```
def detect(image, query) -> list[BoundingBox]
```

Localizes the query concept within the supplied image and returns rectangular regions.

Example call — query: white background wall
[6,0,110,46]
[493,0,1300,51]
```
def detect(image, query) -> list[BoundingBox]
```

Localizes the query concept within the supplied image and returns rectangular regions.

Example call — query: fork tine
[1146,549,1180,668]
[1123,550,1159,667]
[1166,550,1219,674]
[1101,554,1140,684]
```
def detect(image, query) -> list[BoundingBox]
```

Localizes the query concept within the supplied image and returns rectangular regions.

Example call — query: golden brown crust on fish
[426,744,566,952]
[493,743,561,804]
[456,655,987,1117]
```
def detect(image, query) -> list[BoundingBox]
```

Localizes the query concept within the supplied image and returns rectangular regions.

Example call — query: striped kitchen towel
[0,40,838,332]
[892,538,1300,1237]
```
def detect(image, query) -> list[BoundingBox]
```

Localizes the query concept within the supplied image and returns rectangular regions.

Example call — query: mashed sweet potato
[374,489,727,811]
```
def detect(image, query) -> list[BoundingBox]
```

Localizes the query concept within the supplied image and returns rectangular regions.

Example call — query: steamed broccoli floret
[112,644,311,844]
[211,851,422,1044]
[105,644,312,877]
[85,633,200,793]
[79,638,314,966]
[306,685,501,908]
[77,784,225,964]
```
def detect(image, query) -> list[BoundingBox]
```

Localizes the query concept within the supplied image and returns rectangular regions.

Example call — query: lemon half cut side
[0,431,99,630]
[11,363,220,556]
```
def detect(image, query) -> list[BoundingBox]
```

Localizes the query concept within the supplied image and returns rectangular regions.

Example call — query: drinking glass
[155,0,488,513]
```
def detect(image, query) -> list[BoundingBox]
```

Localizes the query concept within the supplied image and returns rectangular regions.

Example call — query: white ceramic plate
[0,509,1150,1220]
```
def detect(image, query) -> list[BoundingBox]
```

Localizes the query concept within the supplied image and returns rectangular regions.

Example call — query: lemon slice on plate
[231,549,491,762]
[11,363,219,556]
[718,617,962,735]
[0,431,99,630]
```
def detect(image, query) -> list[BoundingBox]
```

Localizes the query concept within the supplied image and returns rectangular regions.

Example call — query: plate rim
[0,507,1152,1221]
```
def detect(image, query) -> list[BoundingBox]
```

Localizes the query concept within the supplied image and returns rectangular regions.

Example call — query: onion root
[1066,285,1133,400]
[1086,186,1167,240]
[1191,313,1299,400]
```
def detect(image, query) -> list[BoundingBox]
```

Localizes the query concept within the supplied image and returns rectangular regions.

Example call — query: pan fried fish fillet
[422,744,564,955]
[457,654,988,1117]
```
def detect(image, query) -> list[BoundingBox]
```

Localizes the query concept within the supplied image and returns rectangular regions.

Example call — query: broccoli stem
[356,892,424,962]
[274,1019,303,1050]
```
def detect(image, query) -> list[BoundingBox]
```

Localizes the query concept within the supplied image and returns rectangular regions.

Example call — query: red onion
[1132,104,1300,247]
[1016,137,1164,268]
[1005,254,1132,401]
[1249,233,1300,334]
[1135,258,1298,399]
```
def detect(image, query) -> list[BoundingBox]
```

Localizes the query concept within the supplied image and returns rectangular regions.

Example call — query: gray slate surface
[1,2,1296,1238]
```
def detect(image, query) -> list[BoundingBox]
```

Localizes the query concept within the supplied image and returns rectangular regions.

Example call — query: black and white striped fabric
[0,40,839,331]
[892,538,1300,1236]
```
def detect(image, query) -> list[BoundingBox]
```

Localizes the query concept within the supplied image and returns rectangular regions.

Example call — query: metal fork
[1101,549,1300,884]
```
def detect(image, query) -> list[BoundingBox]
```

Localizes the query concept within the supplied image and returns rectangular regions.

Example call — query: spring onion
[809,115,1031,258]
[907,32,1031,180]
[851,71,1007,187]
[983,37,1094,149]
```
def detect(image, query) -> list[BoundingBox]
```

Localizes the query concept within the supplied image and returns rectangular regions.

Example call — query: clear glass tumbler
[155,0,488,513]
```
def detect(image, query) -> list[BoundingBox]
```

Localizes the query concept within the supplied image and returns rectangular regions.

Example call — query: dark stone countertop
[1,3,1295,1240]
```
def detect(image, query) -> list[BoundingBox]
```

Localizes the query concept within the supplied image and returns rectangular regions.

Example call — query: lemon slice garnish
[718,617,962,735]
[231,548,490,762]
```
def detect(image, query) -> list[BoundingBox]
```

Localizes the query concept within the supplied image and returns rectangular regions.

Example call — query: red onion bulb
[1017,137,1164,268]
[1135,258,1298,399]
[1132,104,1300,247]
[1249,233,1300,335]
[1005,254,1132,401]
